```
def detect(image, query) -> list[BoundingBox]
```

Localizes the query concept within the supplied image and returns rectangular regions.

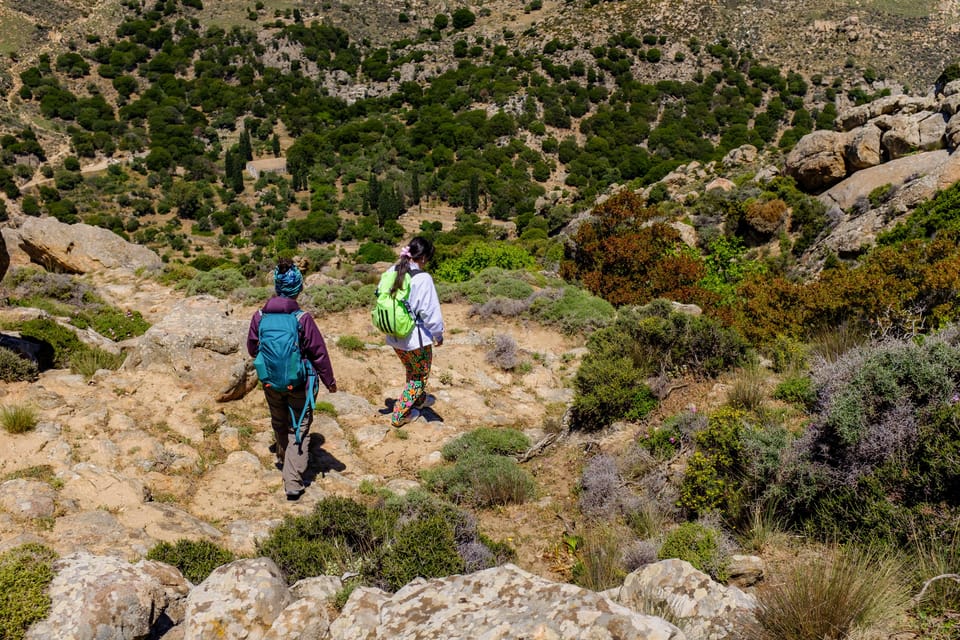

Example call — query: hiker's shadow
[304,433,346,485]
[378,397,444,423]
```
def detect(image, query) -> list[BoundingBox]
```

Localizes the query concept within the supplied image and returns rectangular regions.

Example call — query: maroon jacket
[247,296,336,391]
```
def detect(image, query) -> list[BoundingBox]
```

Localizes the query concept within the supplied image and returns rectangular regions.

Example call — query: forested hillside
[5,1,960,637]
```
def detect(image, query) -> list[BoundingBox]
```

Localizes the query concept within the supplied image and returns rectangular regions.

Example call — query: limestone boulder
[13,216,161,274]
[947,113,960,149]
[881,114,922,159]
[918,112,948,151]
[618,559,756,640]
[330,563,685,640]
[182,558,293,640]
[263,596,331,640]
[836,94,938,131]
[122,295,251,398]
[820,150,950,211]
[843,123,882,170]
[26,552,190,640]
[0,478,57,520]
[785,130,847,191]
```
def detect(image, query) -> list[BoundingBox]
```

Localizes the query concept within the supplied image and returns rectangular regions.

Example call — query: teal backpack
[372,270,421,338]
[253,310,316,444]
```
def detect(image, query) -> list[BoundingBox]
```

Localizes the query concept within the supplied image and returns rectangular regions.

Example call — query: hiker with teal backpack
[372,236,444,428]
[247,258,337,501]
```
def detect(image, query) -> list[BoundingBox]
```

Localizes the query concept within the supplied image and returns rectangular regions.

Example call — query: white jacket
[385,266,445,351]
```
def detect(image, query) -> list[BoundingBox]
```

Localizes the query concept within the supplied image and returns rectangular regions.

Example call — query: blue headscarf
[274,265,304,298]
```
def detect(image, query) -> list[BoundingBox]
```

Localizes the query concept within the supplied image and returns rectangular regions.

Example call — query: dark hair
[276,257,295,273]
[390,236,435,296]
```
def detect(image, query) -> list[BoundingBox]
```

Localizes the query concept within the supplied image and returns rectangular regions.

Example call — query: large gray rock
[13,216,161,274]
[263,596,331,640]
[0,478,57,520]
[785,130,847,191]
[122,295,250,397]
[618,559,756,640]
[330,563,685,640]
[26,552,190,640]
[843,124,882,171]
[918,112,948,150]
[182,558,293,640]
[880,114,922,159]
[836,94,938,131]
[820,149,951,211]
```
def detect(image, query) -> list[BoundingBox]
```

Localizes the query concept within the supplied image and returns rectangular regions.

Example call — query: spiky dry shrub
[571,525,628,591]
[744,545,910,640]
[809,321,869,365]
[578,454,626,520]
[621,539,659,573]
[726,365,767,412]
[486,334,519,370]
[0,404,38,434]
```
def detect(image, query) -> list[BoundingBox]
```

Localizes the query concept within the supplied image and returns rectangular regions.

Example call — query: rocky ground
[0,262,627,579]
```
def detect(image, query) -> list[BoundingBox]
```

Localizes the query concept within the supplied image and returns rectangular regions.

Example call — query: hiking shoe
[392,408,421,428]
[413,394,436,410]
[286,489,304,501]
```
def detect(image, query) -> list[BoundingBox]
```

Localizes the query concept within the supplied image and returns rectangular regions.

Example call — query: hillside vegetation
[2,0,960,637]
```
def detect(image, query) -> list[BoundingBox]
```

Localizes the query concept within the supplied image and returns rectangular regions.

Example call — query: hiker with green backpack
[372,236,444,428]
[247,258,337,501]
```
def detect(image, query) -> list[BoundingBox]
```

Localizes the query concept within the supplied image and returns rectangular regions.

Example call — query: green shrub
[434,243,536,282]
[301,284,375,313]
[355,242,396,264]
[572,356,657,430]
[745,546,908,640]
[17,318,85,367]
[572,300,746,431]
[658,521,729,581]
[178,267,247,298]
[441,427,530,461]
[771,330,960,543]
[640,422,683,460]
[257,497,374,584]
[0,347,39,382]
[679,407,746,518]
[0,543,57,640]
[422,453,536,507]
[70,306,149,340]
[336,335,366,352]
[379,515,465,591]
[0,404,38,434]
[772,375,815,408]
[69,348,125,378]
[256,491,503,590]
[767,334,809,374]
[145,539,236,584]
[528,286,615,333]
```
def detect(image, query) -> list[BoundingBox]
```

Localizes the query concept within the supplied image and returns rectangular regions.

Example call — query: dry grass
[745,545,910,640]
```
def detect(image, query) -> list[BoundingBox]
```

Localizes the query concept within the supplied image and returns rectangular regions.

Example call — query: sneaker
[413,394,436,410]
[392,408,421,428]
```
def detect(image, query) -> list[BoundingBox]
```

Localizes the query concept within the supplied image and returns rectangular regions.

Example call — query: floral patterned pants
[391,345,433,426]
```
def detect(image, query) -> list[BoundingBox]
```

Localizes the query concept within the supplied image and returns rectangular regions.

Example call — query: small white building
[245,157,287,179]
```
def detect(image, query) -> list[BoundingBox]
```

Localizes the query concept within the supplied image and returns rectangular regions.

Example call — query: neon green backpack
[371,270,420,338]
